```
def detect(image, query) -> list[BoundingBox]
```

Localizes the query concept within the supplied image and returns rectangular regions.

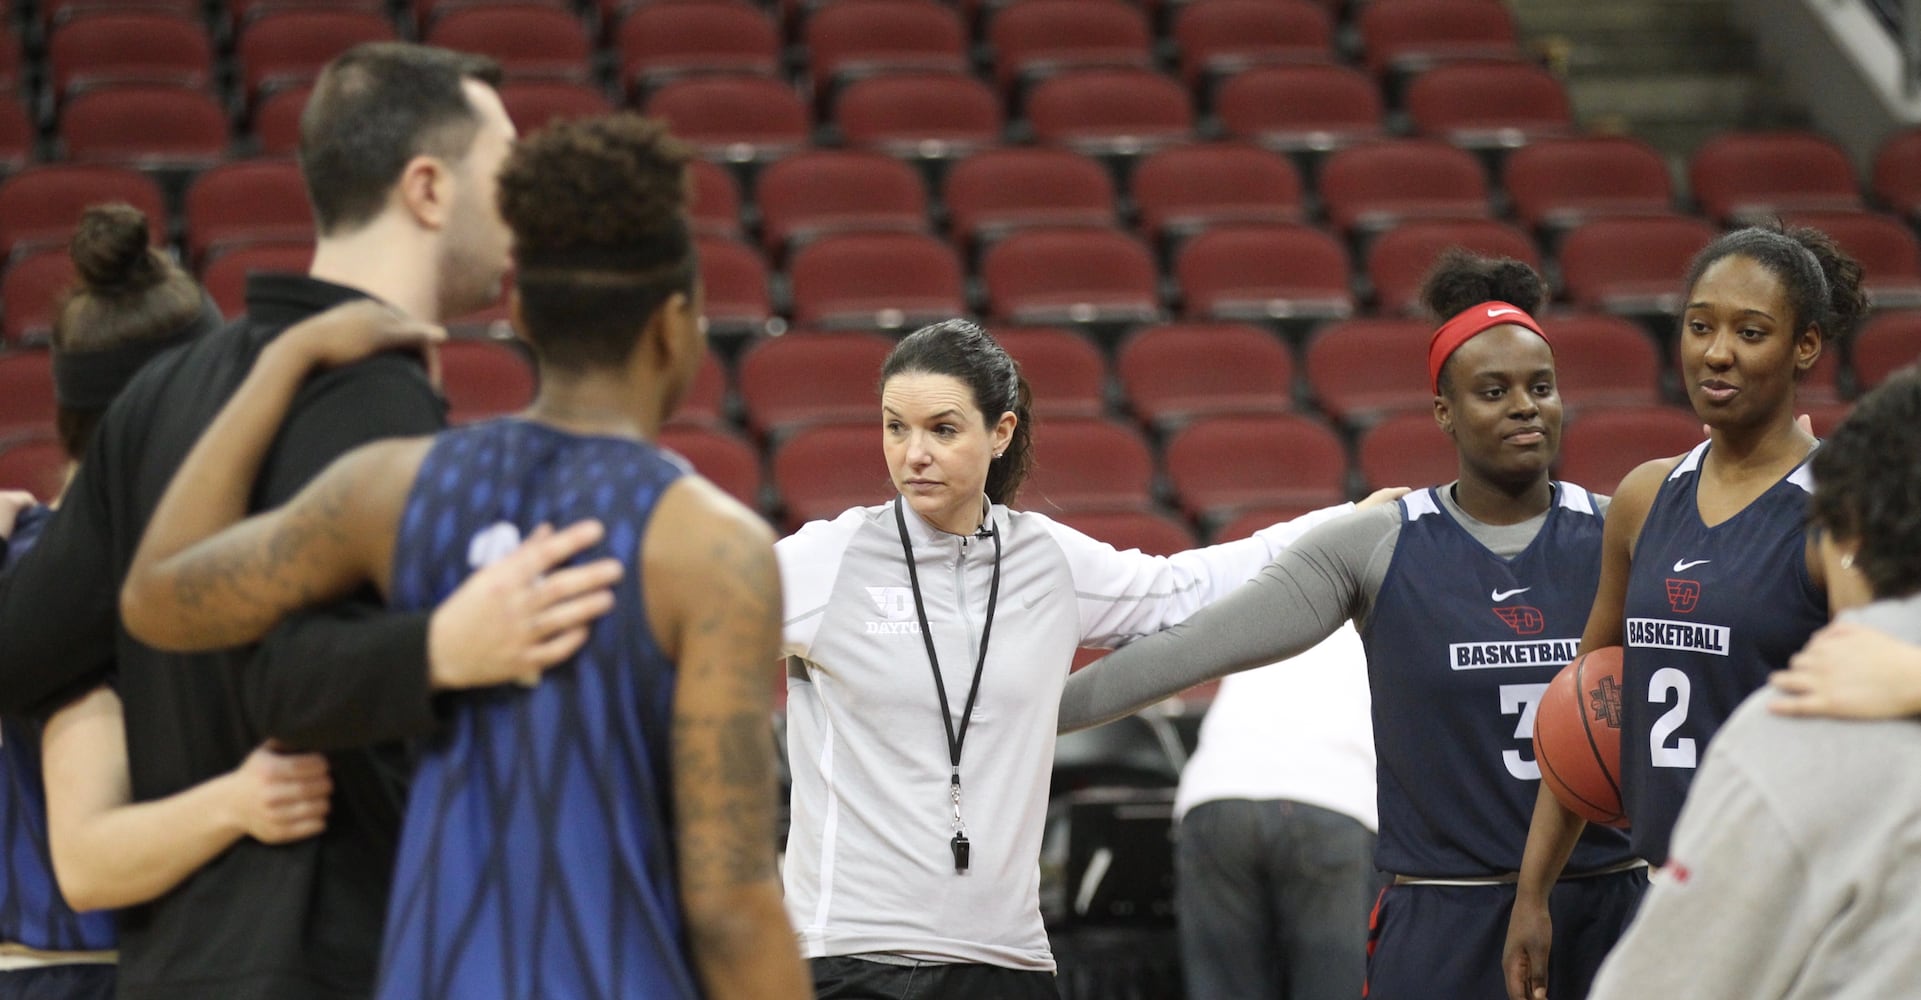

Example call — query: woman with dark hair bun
[1506,223,1867,1000]
[1056,249,1649,1000]
[774,317,1386,999]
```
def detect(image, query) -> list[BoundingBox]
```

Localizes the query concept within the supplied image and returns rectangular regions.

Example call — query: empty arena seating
[615,2,781,95]
[0,430,67,497]
[437,338,537,424]
[753,149,927,252]
[1116,322,1294,426]
[1020,417,1156,513]
[942,147,1118,246]
[1852,310,1921,390]
[1557,215,1720,313]
[737,330,894,436]
[1405,62,1574,148]
[981,227,1161,326]
[786,231,965,329]
[1503,135,1675,231]
[1214,63,1385,152]
[995,326,1108,419]
[1318,139,1490,233]
[1365,219,1539,313]
[1173,223,1353,322]
[1171,0,1333,88]
[1129,143,1303,240]
[0,350,58,433]
[1164,413,1348,520]
[0,163,166,258]
[1557,405,1706,489]
[1689,130,1863,222]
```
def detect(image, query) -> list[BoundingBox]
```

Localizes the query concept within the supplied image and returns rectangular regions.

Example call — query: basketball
[1533,646,1628,828]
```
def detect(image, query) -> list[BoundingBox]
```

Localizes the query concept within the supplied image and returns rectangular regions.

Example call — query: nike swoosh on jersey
[1672,558,1711,572]
[1491,587,1532,601]
[1486,307,1523,318]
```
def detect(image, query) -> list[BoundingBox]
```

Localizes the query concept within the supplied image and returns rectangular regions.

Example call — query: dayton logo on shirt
[1490,586,1544,635]
[863,587,921,636]
[1664,579,1701,613]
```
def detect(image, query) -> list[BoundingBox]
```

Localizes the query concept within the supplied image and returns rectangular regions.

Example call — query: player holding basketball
[1059,251,1646,1000]
[1504,224,1865,1000]
[116,115,809,999]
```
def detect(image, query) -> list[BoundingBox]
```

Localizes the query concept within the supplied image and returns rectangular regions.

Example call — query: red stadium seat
[1174,222,1353,323]
[1130,143,1303,240]
[834,71,1002,159]
[771,422,890,529]
[1172,0,1333,87]
[1503,136,1674,231]
[425,4,591,82]
[1365,219,1539,314]
[1117,322,1294,426]
[1557,404,1703,491]
[1689,130,1862,222]
[0,430,67,497]
[1851,310,1921,390]
[1020,416,1155,512]
[1405,62,1574,149]
[1026,68,1193,157]
[1304,317,1433,426]
[615,1,780,94]
[0,351,57,434]
[236,0,387,29]
[1801,338,1843,406]
[1558,216,1719,314]
[1214,502,1326,544]
[496,79,613,136]
[59,84,228,167]
[787,231,965,331]
[686,157,743,240]
[46,12,211,99]
[250,82,310,156]
[942,147,1117,246]
[0,99,31,173]
[437,338,536,424]
[995,326,1108,419]
[989,0,1153,95]
[1318,139,1490,233]
[667,349,729,430]
[1359,0,1522,79]
[754,150,927,253]
[660,424,764,511]
[644,75,809,163]
[1538,313,1663,411]
[981,226,1162,326]
[184,158,312,263]
[1049,508,1196,557]
[1215,63,1384,153]
[1356,411,1456,490]
[236,10,397,103]
[693,235,773,337]
[736,330,894,436]
[805,0,968,97]
[1781,210,1921,310]
[199,240,314,317]
[1872,127,1921,222]
[0,163,166,258]
[1165,413,1346,520]
[410,0,569,33]
[1,251,76,347]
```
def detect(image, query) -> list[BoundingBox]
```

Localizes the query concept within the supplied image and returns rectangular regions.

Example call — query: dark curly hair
[881,319,1034,506]
[496,113,697,371]
[1418,248,1549,395]
[1809,365,1921,599]
[1682,222,1868,351]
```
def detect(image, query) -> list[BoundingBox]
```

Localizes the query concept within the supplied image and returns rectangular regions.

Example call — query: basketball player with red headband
[1058,251,1646,1000]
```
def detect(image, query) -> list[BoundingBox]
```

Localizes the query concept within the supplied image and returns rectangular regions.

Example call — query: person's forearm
[51,773,247,911]
[1514,784,1588,901]
[685,883,813,1000]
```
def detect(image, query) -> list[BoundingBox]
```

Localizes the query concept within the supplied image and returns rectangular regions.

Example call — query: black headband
[52,294,223,411]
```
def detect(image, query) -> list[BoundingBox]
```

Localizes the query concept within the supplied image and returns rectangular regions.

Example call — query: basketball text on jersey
[1449,638,1581,669]
[1624,618,1731,655]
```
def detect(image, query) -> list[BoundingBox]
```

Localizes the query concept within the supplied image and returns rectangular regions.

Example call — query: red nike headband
[1427,301,1551,394]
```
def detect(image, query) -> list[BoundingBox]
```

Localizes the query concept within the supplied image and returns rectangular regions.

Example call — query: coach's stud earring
[1841,552,1855,570]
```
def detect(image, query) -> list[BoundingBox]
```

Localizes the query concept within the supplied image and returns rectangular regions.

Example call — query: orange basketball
[1533,645,1628,828]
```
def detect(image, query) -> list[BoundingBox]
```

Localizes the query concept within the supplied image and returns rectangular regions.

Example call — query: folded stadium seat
[0,163,166,259]
[1048,508,1197,557]
[692,235,773,339]
[1164,413,1347,522]
[46,12,212,101]
[988,0,1154,98]
[0,430,67,497]
[198,239,314,317]
[1365,219,1539,314]
[1025,67,1194,159]
[805,0,968,103]
[45,0,205,23]
[787,231,965,331]
[249,82,310,156]
[659,424,765,512]
[1303,316,1433,427]
[411,0,572,32]
[1851,310,1921,391]
[0,26,19,96]
[0,99,33,173]
[1800,338,1844,406]
[59,84,228,169]
[232,0,388,30]
[1171,0,1334,89]
[1688,130,1863,223]
[643,75,810,164]
[436,338,536,424]
[1780,210,1921,310]
[994,325,1109,419]
[1130,142,1304,242]
[1556,404,1703,490]
[184,158,312,264]
[981,226,1163,326]
[661,349,730,430]
[614,0,780,98]
[1356,411,1457,491]
[770,422,893,529]
[1116,322,1295,426]
[686,157,744,240]
[833,71,1002,160]
[753,149,928,254]
[1318,139,1491,234]
[1404,62,1575,150]
[0,350,56,434]
[737,330,895,437]
[1537,312,1662,411]
[1358,0,1523,82]
[496,79,614,137]
[1,251,76,347]
[1503,135,1675,232]
[1557,215,1719,314]
[1871,127,1921,222]
[1019,416,1155,513]
[424,4,592,82]
[236,10,397,107]
[1172,222,1354,323]
[1213,63,1386,154]
[1212,502,1324,543]
[941,147,1117,249]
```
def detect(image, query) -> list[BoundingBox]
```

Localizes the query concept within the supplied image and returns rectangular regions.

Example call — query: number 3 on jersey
[1648,667,1697,768]
[1499,682,1550,780]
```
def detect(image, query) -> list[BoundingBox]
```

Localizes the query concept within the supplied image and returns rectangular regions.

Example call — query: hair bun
[1419,248,1546,320]
[70,203,160,294]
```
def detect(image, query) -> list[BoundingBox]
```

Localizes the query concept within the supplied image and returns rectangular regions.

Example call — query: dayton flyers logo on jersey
[1490,586,1544,635]
[1664,579,1701,613]
[862,587,921,636]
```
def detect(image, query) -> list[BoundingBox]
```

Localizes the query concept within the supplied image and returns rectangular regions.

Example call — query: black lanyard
[894,496,1001,873]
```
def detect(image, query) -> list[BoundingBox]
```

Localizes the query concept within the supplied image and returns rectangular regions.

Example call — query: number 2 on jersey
[1499,682,1550,780]
[1648,667,1697,768]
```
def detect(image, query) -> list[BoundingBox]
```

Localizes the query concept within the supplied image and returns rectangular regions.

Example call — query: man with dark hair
[0,42,599,1000]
